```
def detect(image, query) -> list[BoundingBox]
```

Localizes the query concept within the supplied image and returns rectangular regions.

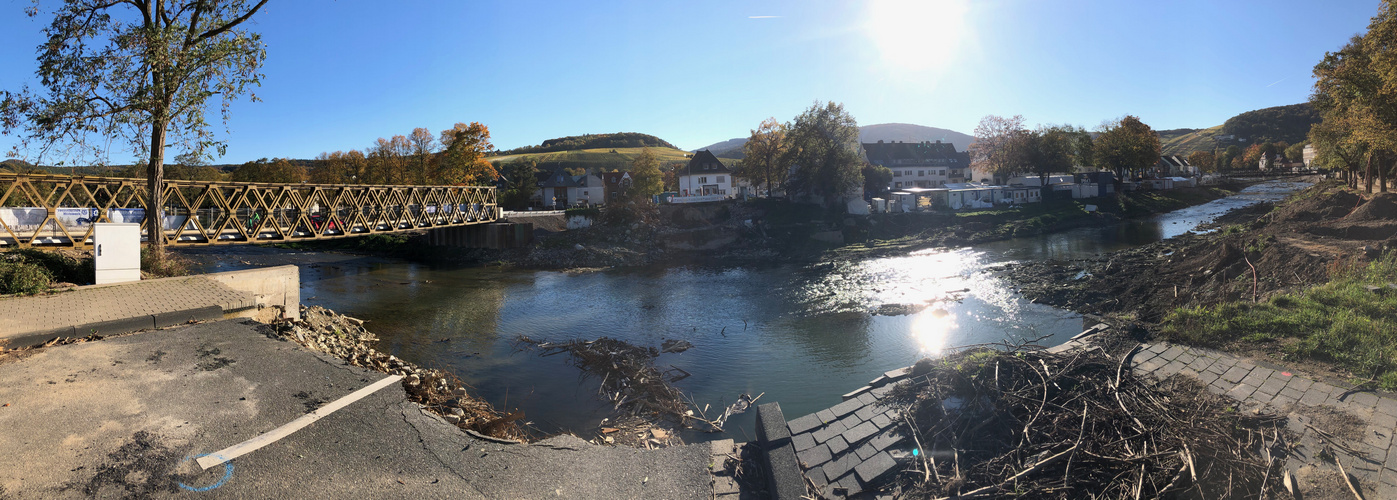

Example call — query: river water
[183,180,1308,442]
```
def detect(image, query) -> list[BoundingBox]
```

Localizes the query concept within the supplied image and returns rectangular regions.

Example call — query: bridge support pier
[427,222,533,249]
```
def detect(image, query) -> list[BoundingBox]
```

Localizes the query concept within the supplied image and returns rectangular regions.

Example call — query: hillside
[488,147,692,173]
[495,132,677,157]
[698,122,975,159]
[1157,104,1320,155]
[1220,103,1319,145]
[1160,125,1224,156]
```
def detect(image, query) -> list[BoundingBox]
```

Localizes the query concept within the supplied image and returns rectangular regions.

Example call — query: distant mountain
[696,123,975,159]
[859,123,975,149]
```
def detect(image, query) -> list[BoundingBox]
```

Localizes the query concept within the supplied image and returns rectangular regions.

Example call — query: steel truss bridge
[0,173,498,249]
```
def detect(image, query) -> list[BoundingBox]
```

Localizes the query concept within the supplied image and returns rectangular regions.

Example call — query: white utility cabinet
[94,223,141,284]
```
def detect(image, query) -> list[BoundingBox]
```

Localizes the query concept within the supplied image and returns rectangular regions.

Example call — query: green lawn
[1162,253,1397,388]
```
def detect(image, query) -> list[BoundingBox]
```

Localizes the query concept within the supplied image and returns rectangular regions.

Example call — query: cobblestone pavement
[784,368,915,498]
[0,277,253,341]
[1134,341,1397,498]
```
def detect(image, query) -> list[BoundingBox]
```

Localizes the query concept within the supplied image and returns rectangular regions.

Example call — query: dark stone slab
[835,472,863,496]
[826,435,849,455]
[812,421,847,443]
[756,403,804,500]
[788,413,823,435]
[792,432,817,452]
[830,398,863,417]
[868,430,906,452]
[82,315,156,336]
[854,442,879,461]
[797,443,832,468]
[821,454,857,481]
[855,403,881,421]
[844,421,879,445]
[817,409,837,424]
[836,413,863,433]
[857,392,878,405]
[871,413,893,430]
[841,386,872,401]
[1,325,76,350]
[152,305,224,328]
[855,451,898,485]
[757,402,792,443]
[870,385,894,398]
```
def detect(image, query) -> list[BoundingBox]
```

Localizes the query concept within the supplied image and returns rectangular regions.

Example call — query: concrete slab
[0,320,713,499]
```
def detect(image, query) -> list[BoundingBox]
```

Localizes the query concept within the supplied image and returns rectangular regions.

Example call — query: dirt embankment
[1001,181,1397,322]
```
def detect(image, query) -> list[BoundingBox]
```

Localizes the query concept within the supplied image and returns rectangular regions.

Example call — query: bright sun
[866,0,969,71]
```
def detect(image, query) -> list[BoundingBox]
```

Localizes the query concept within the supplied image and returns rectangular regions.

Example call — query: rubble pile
[273,305,526,441]
[883,343,1292,499]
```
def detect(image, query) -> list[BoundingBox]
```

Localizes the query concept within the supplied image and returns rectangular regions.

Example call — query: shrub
[0,261,53,295]
[141,248,192,278]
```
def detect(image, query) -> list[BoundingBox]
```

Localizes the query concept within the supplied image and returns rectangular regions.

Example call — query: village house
[533,167,606,208]
[1153,155,1194,177]
[677,150,734,198]
[1303,144,1316,168]
[863,140,971,190]
[600,171,632,201]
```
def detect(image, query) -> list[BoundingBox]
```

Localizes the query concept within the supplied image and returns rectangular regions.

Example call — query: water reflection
[179,180,1311,439]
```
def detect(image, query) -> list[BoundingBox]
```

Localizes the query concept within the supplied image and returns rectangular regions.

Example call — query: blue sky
[0,0,1382,164]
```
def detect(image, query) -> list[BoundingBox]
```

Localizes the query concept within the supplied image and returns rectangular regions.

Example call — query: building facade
[863,140,971,190]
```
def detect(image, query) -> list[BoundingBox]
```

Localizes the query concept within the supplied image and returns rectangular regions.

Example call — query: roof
[682,150,729,176]
[538,167,579,188]
[863,141,969,167]
[600,171,632,185]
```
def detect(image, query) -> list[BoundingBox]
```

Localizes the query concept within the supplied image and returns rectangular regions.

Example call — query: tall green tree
[436,122,496,185]
[1187,150,1216,173]
[0,0,270,254]
[627,147,663,199]
[784,101,863,205]
[741,117,790,196]
[1028,125,1077,184]
[500,157,539,209]
[1093,115,1161,180]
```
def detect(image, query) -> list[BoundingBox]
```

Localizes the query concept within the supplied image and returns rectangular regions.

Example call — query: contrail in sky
[749,15,780,19]
[1266,76,1291,87]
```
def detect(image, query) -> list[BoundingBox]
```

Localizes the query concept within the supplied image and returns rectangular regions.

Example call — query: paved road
[0,320,714,499]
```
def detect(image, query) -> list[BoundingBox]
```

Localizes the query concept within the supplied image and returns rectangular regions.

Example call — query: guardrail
[0,173,498,248]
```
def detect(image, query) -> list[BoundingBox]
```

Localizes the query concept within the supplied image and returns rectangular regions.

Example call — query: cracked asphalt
[0,319,712,499]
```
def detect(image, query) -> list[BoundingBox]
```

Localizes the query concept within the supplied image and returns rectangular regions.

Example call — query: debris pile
[273,305,526,441]
[884,343,1292,499]
[518,336,751,447]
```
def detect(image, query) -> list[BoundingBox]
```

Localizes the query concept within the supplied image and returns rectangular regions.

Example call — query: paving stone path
[0,276,253,342]
[1133,341,1397,498]
[782,368,915,498]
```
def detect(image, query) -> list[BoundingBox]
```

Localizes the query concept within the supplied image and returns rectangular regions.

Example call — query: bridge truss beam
[0,173,498,249]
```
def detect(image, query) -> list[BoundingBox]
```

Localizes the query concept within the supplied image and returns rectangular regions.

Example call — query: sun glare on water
[865,0,969,72]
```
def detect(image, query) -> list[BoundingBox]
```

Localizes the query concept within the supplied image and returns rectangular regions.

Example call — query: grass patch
[0,248,94,293]
[1162,253,1397,388]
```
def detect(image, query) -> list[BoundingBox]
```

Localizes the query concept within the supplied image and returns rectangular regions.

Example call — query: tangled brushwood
[273,306,526,442]
[517,336,750,446]
[885,344,1293,499]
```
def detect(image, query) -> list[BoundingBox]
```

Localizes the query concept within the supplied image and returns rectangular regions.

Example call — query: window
[940,170,946,176]
[893,170,902,177]
[699,176,708,183]
[717,175,725,183]
[894,182,902,188]
[917,170,924,177]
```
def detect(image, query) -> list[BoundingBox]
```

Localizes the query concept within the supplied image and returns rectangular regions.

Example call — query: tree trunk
[1382,151,1389,193]
[1366,154,1375,194]
[147,120,167,256]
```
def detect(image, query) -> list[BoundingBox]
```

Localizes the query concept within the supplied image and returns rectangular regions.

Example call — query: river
[182,180,1309,442]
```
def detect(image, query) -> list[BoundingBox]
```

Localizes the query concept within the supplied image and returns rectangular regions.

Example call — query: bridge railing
[0,173,498,248]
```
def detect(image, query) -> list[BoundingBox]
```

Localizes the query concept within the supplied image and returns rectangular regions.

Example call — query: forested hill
[1220,103,1319,145]
[494,132,677,157]
[1159,103,1321,155]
